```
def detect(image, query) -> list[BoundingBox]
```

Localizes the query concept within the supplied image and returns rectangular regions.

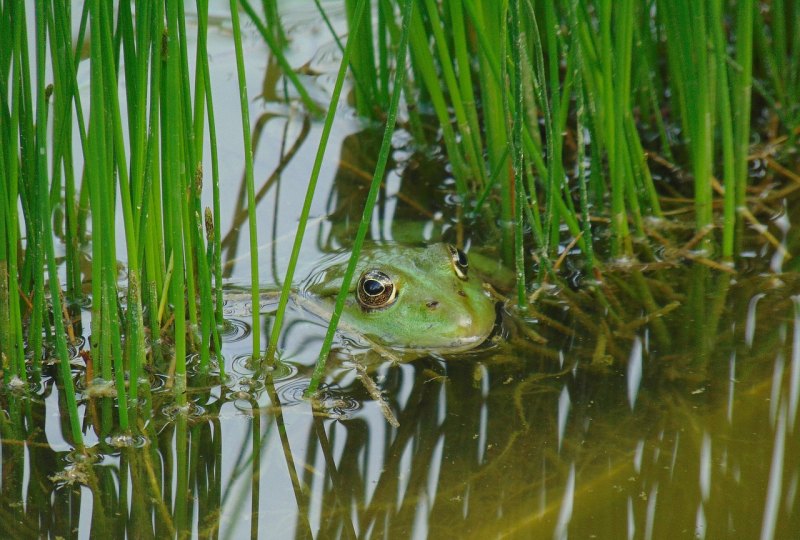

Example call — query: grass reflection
[1,266,799,537]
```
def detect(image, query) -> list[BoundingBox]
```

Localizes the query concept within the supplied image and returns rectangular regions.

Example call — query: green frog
[300,243,499,353]
[226,243,501,356]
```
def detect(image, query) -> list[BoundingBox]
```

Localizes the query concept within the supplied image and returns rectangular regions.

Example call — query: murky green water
[2,2,800,539]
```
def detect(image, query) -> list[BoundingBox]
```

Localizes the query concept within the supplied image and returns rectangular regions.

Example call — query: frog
[299,243,499,353]
[224,243,501,356]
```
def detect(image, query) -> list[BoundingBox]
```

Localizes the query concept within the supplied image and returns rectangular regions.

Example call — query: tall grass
[271,0,796,376]
[228,0,262,361]
[307,0,795,275]
[0,0,248,442]
[0,5,798,539]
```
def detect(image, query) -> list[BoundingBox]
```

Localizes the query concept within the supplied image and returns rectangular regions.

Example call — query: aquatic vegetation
[0,1,799,536]
[0,0,796,391]
[320,0,797,266]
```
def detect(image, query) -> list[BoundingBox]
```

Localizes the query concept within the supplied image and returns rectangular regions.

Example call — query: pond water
[2,2,799,539]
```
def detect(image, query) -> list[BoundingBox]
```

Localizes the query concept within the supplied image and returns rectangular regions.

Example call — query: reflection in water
[2,269,800,537]
[219,114,311,280]
[628,337,643,409]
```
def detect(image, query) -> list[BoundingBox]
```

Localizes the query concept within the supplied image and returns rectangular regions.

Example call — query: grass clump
[309,0,797,274]
[0,0,246,440]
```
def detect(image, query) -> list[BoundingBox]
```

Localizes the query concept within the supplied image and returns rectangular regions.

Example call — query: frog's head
[303,244,498,352]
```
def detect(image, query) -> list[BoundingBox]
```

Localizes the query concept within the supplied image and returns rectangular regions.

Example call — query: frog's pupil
[364,279,384,296]
[456,249,468,268]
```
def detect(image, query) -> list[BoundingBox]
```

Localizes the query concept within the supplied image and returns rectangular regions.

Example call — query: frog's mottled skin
[301,244,497,352]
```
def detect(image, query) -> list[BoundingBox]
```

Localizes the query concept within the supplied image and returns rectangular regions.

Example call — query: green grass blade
[35,0,83,445]
[229,0,262,359]
[307,0,414,395]
[240,0,323,115]
[265,0,371,364]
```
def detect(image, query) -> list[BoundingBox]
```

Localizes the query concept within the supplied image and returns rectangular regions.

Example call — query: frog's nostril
[426,300,439,309]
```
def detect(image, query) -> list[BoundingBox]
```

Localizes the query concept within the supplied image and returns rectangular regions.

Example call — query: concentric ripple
[106,433,149,448]
[218,318,251,343]
[273,379,311,406]
[276,381,360,419]
[3,376,44,395]
[222,298,252,318]
[231,390,271,412]
[230,353,259,375]
[147,373,169,393]
[231,354,298,381]
[66,335,87,361]
[185,352,224,376]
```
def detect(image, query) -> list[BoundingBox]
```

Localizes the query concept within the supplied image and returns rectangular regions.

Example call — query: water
[5,275,799,537]
[2,2,800,538]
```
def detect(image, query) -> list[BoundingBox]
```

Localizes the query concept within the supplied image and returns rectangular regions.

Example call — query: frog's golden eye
[447,244,469,280]
[357,270,397,309]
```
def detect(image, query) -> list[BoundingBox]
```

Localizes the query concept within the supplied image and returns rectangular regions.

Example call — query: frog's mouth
[461,301,509,352]
[429,300,505,355]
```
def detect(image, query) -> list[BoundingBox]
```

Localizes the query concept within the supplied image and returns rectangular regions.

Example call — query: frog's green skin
[296,243,498,353]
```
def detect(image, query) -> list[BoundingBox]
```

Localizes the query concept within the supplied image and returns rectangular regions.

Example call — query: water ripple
[231,354,297,381]
[67,336,87,360]
[274,379,314,406]
[106,433,149,448]
[185,352,224,376]
[276,381,360,419]
[219,318,251,343]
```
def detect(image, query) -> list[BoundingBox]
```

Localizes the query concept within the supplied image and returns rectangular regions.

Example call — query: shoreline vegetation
[1,0,798,444]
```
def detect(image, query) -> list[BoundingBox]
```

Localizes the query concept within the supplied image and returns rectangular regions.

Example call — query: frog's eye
[447,244,469,280]
[357,270,397,309]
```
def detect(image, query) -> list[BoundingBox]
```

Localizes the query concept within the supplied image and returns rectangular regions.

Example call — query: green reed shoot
[711,0,736,260]
[508,0,528,307]
[345,0,380,117]
[34,0,83,443]
[229,0,261,360]
[196,0,226,373]
[660,1,715,251]
[265,0,371,365]
[754,0,799,138]
[307,0,414,395]
[734,0,755,249]
[240,0,322,116]
[0,2,24,379]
